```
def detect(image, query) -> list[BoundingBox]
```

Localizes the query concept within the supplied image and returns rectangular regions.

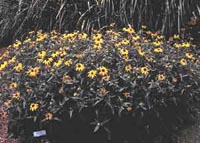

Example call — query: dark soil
[175,104,200,143]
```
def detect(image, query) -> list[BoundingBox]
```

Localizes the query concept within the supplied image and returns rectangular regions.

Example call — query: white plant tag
[33,130,47,137]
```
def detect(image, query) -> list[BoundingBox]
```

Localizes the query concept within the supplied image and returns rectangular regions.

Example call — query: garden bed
[0,26,199,143]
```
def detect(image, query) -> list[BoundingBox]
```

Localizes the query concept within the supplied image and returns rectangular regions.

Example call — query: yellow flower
[142,25,147,29]
[132,35,140,41]
[122,27,135,34]
[157,74,166,81]
[102,75,110,81]
[78,33,88,39]
[45,113,53,120]
[0,61,8,70]
[37,51,46,59]
[9,82,18,89]
[123,55,129,61]
[137,49,145,56]
[98,66,108,76]
[37,58,44,63]
[122,27,128,32]
[87,70,97,79]
[153,41,162,47]
[125,64,132,72]
[62,33,77,40]
[94,38,104,44]
[121,39,130,45]
[126,28,135,34]
[92,33,102,40]
[27,67,40,77]
[110,23,115,27]
[93,43,102,50]
[51,30,57,35]
[64,59,73,66]
[156,35,164,40]
[14,63,23,72]
[60,51,67,57]
[115,42,121,48]
[145,56,153,62]
[43,57,53,66]
[1,61,7,66]
[29,31,35,34]
[30,103,39,111]
[75,63,85,72]
[180,58,187,66]
[8,56,16,64]
[43,59,51,66]
[174,43,182,48]
[1,50,9,59]
[154,48,163,53]
[185,53,195,60]
[13,40,22,48]
[12,91,20,99]
[140,66,150,75]
[48,57,53,62]
[173,34,180,39]
[53,59,63,67]
[119,49,128,55]
[182,42,190,48]
[4,100,12,106]
[24,38,31,43]
[111,32,120,40]
[36,33,48,41]
[51,51,60,58]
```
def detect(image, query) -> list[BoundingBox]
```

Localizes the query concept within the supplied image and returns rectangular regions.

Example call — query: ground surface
[175,104,200,143]
[0,109,200,143]
[0,117,21,143]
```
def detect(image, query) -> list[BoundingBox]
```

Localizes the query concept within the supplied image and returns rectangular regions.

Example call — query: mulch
[0,117,22,143]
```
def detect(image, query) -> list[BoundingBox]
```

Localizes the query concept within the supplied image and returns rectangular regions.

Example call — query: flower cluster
[0,26,199,140]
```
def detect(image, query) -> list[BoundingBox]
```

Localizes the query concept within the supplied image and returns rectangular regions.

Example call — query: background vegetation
[0,0,199,47]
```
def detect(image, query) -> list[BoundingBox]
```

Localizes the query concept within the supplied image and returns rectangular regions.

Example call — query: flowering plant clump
[0,26,200,142]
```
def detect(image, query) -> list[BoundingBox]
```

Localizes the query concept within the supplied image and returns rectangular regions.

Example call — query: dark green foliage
[0,27,199,142]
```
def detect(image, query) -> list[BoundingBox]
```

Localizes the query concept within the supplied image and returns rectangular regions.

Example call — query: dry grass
[0,0,199,46]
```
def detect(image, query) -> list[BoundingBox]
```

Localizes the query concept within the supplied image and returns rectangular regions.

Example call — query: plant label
[33,130,47,137]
